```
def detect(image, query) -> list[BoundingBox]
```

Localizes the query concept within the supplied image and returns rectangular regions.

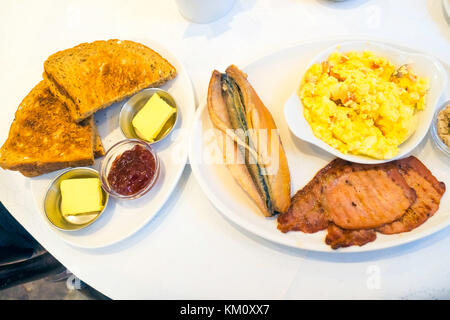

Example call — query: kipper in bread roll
[207,65,291,216]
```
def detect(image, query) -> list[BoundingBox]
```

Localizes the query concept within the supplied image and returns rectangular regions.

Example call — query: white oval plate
[31,40,195,249]
[284,40,447,164]
[189,39,450,252]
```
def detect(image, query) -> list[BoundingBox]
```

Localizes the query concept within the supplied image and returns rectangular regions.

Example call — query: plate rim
[189,37,450,253]
[32,38,196,249]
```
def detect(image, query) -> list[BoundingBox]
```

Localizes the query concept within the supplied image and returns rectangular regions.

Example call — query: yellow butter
[132,93,176,142]
[60,178,103,216]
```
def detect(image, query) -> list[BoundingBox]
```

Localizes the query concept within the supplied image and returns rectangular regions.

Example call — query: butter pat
[60,178,103,216]
[132,93,176,142]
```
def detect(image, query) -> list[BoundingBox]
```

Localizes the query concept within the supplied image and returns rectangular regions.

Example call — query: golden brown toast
[43,39,177,122]
[0,81,97,177]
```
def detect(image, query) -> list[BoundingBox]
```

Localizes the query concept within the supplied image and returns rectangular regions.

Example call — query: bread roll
[207,65,291,216]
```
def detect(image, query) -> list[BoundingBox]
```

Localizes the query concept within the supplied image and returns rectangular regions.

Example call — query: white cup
[175,0,236,24]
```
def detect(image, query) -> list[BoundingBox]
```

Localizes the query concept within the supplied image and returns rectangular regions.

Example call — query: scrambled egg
[299,51,429,159]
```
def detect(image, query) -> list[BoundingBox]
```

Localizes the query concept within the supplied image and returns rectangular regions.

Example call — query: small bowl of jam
[100,139,160,200]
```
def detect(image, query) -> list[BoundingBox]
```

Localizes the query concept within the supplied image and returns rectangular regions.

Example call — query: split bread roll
[207,65,291,216]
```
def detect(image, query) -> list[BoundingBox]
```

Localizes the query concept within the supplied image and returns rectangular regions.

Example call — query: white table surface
[1,0,449,299]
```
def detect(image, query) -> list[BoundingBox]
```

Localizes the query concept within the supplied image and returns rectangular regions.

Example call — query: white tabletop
[1,0,450,299]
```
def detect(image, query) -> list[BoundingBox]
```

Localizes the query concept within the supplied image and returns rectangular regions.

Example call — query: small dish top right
[431,100,450,157]
[284,40,448,164]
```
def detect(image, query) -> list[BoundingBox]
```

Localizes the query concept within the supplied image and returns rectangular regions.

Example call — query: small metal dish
[431,100,450,157]
[119,88,178,144]
[44,167,109,231]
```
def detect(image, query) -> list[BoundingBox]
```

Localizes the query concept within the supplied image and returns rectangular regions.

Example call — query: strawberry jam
[107,145,156,196]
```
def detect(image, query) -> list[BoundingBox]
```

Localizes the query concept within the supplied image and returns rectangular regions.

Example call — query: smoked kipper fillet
[43,39,177,122]
[0,81,101,177]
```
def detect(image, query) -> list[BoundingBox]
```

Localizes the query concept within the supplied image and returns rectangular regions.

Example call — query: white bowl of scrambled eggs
[284,41,447,164]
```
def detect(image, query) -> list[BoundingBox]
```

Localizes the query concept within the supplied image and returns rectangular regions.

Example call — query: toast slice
[43,39,177,122]
[17,129,103,177]
[16,124,103,177]
[0,81,97,177]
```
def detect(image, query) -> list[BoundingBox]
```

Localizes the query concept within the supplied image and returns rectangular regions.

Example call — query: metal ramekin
[119,88,178,144]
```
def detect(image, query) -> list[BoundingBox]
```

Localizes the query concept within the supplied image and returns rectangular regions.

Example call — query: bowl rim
[99,139,160,200]
[119,88,179,145]
[284,40,448,164]
[43,167,109,232]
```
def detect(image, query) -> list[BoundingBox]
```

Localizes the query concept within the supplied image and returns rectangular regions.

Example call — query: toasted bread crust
[207,66,291,216]
[0,82,95,177]
[325,224,377,249]
[43,71,80,121]
[44,39,177,122]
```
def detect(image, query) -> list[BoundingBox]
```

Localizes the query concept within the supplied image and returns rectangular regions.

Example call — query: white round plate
[31,40,195,249]
[189,39,450,253]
